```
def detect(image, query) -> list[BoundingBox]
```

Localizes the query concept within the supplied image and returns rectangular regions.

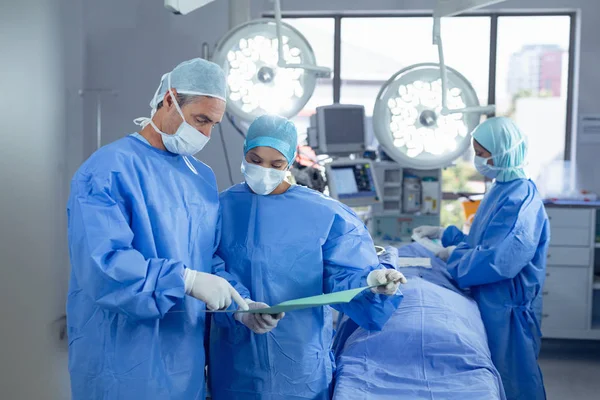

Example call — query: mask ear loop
[167,73,186,122]
[140,73,186,136]
[487,137,527,171]
[285,149,298,172]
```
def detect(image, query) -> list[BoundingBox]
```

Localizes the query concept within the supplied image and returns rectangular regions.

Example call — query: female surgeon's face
[245,146,289,171]
[473,139,493,165]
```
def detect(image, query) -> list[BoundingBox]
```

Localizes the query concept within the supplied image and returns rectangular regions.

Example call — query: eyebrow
[192,114,214,123]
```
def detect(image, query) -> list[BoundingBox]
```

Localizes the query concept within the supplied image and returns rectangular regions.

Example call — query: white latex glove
[235,300,284,334]
[367,269,408,295]
[183,269,249,311]
[413,225,445,239]
[436,246,457,262]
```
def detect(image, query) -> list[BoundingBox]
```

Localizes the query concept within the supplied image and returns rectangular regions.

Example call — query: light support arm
[433,16,495,116]
[273,0,331,77]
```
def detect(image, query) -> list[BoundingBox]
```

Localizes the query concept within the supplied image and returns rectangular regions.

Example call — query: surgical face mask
[474,156,499,179]
[155,92,209,156]
[134,73,210,156]
[241,159,287,195]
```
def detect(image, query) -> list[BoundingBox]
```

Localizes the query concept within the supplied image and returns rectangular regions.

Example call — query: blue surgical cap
[149,58,227,109]
[472,117,528,182]
[244,115,298,164]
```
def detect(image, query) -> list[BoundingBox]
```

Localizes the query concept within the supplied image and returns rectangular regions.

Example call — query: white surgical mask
[241,159,287,195]
[134,73,210,156]
[474,156,498,179]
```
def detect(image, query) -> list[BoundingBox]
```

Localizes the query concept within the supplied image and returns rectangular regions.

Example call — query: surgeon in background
[209,114,406,400]
[66,58,249,400]
[414,117,549,400]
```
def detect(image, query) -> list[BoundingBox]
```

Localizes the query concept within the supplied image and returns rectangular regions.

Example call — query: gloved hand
[413,225,445,239]
[183,269,249,311]
[367,269,408,295]
[436,246,457,262]
[235,300,284,334]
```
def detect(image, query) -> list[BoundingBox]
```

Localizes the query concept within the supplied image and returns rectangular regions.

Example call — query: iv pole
[78,89,118,150]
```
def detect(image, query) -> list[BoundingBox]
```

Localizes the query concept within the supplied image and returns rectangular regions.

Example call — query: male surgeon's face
[162,91,226,138]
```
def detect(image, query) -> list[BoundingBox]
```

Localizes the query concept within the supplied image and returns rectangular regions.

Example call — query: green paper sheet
[202,285,373,315]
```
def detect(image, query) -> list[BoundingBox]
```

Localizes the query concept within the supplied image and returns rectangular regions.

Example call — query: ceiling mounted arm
[433,16,495,116]
[432,0,507,116]
[273,0,331,77]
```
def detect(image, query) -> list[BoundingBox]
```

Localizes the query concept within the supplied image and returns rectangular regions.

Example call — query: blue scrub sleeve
[446,202,539,288]
[211,211,251,328]
[442,225,467,247]
[68,174,186,320]
[323,213,403,331]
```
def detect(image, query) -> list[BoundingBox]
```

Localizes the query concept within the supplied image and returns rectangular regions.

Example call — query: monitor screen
[331,168,359,195]
[323,107,365,146]
[330,164,377,199]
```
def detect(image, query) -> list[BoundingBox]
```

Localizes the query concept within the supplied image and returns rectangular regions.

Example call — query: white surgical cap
[149,58,227,109]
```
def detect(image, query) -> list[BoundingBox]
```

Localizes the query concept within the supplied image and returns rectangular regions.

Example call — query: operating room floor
[539,340,600,400]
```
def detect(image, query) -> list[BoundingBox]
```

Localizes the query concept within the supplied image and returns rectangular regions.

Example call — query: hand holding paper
[199,279,405,316]
[235,300,284,334]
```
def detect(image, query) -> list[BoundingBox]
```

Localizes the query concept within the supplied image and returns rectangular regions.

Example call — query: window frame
[267,10,578,198]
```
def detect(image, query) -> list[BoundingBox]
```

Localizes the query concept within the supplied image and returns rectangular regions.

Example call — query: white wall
[0,0,83,398]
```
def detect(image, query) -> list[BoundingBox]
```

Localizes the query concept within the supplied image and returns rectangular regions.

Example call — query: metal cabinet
[546,246,591,266]
[542,206,600,340]
[543,266,590,331]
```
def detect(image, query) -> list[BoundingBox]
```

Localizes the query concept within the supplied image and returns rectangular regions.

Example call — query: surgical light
[373,63,481,169]
[212,18,326,123]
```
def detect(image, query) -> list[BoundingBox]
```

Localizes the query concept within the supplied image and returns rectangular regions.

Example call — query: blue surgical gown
[442,179,549,400]
[66,136,247,400]
[209,183,403,400]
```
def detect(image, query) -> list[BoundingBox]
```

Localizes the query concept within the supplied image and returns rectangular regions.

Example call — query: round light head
[212,19,318,123]
[373,63,480,169]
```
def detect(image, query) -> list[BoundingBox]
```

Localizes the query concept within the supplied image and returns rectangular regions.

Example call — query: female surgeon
[414,117,550,400]
[209,114,406,400]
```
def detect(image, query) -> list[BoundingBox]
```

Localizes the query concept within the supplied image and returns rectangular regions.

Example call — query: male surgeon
[66,58,249,400]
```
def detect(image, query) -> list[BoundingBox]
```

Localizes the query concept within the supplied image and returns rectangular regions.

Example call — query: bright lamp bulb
[212,19,318,123]
[373,63,481,170]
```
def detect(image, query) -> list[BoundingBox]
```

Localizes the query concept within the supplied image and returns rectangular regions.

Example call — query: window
[340,17,490,113]
[277,12,575,227]
[283,18,335,144]
[495,16,572,181]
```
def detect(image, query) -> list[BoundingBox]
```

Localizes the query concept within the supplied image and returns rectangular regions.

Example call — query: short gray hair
[156,93,199,110]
